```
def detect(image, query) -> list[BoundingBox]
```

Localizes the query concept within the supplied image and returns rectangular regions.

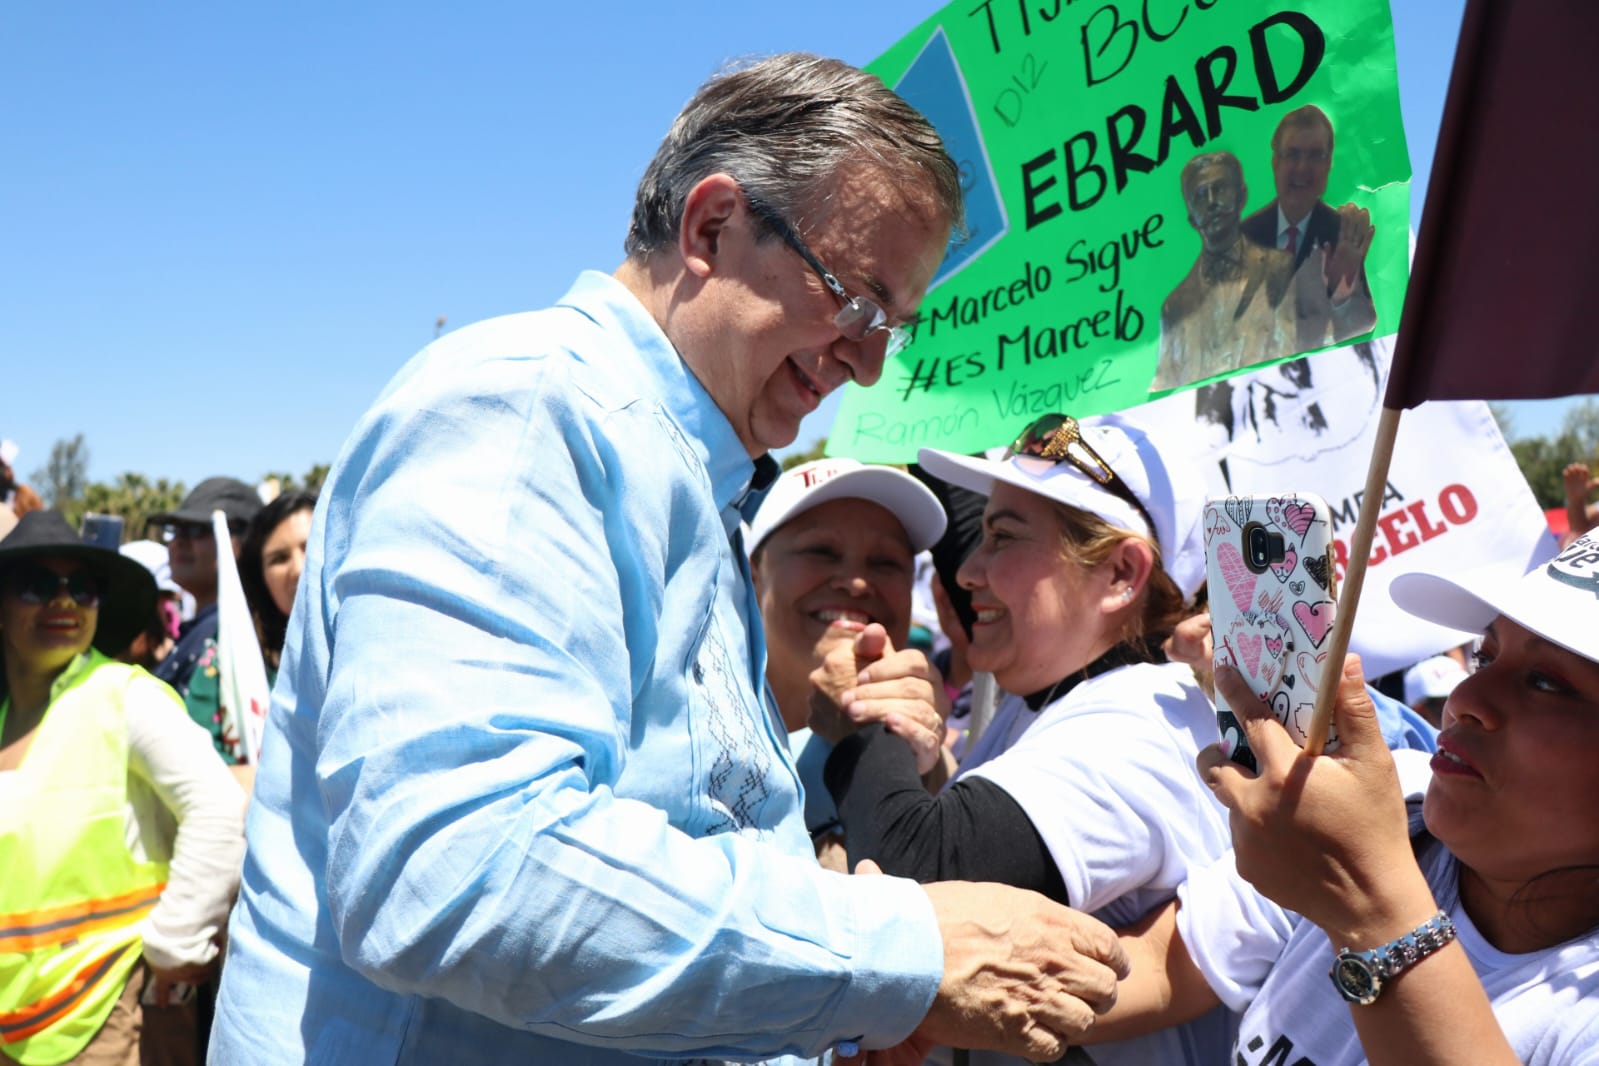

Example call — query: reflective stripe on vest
[0,943,136,1045]
[0,882,166,953]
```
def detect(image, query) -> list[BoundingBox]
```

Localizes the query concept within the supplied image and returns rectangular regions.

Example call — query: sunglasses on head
[4,564,105,607]
[1004,413,1159,548]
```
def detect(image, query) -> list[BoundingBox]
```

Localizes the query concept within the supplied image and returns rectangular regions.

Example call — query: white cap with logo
[1391,531,1599,665]
[747,459,948,555]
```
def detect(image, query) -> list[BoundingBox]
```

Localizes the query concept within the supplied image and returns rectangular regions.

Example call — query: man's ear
[678,174,742,279]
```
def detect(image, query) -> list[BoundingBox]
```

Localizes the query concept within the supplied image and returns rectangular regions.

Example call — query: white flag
[212,509,271,765]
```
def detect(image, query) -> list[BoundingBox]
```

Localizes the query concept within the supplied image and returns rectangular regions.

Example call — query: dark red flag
[1384,0,1599,408]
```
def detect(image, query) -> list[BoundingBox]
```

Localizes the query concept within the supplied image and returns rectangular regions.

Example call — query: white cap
[1402,655,1468,705]
[0,439,17,467]
[1391,530,1599,665]
[917,414,1208,599]
[747,459,947,555]
[120,538,183,596]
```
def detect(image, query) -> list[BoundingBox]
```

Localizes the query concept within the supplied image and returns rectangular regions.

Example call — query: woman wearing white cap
[746,456,949,743]
[746,458,951,872]
[814,413,1233,1066]
[1081,533,1599,1065]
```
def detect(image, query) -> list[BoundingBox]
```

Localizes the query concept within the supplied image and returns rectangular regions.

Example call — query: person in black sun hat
[0,510,245,1065]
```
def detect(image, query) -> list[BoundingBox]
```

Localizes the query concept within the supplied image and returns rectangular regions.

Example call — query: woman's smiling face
[1,557,100,677]
[957,482,1117,695]
[752,497,915,730]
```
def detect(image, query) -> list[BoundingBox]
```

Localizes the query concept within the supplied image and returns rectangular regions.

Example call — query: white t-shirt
[958,661,1236,1066]
[1178,750,1599,1065]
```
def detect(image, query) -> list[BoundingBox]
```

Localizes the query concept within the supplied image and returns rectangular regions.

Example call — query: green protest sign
[829,0,1410,461]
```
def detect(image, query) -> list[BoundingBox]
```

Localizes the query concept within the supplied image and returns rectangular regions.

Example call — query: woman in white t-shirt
[1086,533,1599,1065]
[811,413,1233,1066]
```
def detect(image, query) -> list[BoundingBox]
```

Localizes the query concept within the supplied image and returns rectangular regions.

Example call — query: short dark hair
[624,53,963,259]
[1271,104,1335,155]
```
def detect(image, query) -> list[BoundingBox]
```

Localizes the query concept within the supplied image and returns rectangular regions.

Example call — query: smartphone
[80,513,125,551]
[1204,493,1339,770]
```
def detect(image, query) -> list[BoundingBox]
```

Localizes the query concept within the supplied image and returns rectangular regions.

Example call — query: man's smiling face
[687,164,951,457]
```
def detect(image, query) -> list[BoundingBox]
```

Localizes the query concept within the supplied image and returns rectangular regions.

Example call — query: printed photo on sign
[1152,107,1377,391]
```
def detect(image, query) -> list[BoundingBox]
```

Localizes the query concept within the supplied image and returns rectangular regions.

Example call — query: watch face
[1333,955,1381,1005]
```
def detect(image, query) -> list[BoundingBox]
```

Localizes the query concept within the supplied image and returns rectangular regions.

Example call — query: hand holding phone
[1203,493,1340,770]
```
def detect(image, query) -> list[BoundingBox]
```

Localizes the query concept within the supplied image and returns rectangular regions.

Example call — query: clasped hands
[806,623,950,777]
[813,627,1131,1064]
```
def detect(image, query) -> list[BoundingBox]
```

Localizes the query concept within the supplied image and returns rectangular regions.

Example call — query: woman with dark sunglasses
[809,413,1232,1066]
[0,510,244,1065]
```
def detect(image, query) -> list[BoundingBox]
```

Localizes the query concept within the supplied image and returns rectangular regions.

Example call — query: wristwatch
[1329,910,1457,1005]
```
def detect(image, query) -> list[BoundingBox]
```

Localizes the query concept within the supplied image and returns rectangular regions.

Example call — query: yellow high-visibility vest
[0,650,170,1065]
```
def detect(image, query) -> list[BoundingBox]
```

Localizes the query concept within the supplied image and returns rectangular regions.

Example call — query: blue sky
[5,0,1572,489]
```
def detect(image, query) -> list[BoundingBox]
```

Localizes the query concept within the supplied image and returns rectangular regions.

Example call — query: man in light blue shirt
[211,53,1128,1065]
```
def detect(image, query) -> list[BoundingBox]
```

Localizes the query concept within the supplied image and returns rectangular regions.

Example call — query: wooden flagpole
[1301,405,1402,755]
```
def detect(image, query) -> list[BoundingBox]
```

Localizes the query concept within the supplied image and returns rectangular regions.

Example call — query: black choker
[1022,642,1155,711]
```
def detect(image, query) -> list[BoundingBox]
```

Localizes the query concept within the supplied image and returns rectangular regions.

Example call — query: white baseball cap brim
[1391,532,1599,664]
[747,459,947,555]
[917,414,1208,599]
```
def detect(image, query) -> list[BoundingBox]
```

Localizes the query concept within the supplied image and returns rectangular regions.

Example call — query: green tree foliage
[1509,431,1599,511]
[26,448,332,541]
[31,434,90,509]
[262,463,330,498]
[780,439,829,471]
[1498,399,1599,511]
[1560,398,1599,460]
[69,473,189,542]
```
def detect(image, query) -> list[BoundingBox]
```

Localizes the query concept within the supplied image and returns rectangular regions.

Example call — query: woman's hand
[808,624,950,775]
[1200,654,1433,945]
[1162,610,1214,699]
[145,960,218,1007]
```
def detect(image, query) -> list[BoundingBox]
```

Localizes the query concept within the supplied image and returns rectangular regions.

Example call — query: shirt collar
[737,455,781,525]
[1276,205,1311,241]
[555,271,768,524]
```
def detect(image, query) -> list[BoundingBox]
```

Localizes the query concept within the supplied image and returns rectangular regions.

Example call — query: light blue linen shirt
[211,272,942,1064]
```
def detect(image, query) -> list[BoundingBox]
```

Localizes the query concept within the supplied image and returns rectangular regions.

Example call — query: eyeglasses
[741,188,913,359]
[4,565,104,606]
[1005,413,1160,548]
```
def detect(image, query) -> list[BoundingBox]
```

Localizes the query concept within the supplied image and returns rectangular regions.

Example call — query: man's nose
[832,334,885,388]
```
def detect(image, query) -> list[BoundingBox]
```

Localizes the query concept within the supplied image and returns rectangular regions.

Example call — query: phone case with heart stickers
[1203,492,1339,771]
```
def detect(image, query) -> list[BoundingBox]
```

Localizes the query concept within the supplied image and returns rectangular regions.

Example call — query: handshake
[842,865,1129,1065]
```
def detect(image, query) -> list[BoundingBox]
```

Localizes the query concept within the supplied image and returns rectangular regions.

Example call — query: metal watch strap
[1329,910,1457,1005]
